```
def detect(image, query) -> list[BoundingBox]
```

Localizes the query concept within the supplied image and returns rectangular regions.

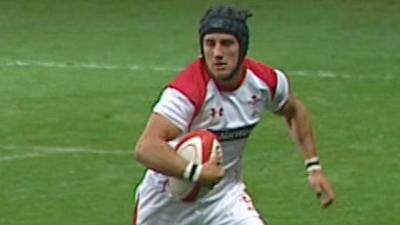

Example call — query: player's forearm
[284,99,318,159]
[135,137,187,178]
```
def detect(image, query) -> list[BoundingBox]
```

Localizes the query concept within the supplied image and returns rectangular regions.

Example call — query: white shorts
[132,182,267,225]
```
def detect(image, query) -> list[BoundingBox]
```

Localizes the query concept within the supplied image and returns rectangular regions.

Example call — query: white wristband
[192,164,202,183]
[183,162,194,180]
[182,162,202,182]
[304,156,319,165]
[306,164,322,173]
[305,157,322,173]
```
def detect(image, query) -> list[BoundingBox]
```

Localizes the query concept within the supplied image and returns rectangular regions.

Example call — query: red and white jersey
[142,57,290,202]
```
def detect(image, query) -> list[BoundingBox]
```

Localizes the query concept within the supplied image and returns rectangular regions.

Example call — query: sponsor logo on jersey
[209,124,256,142]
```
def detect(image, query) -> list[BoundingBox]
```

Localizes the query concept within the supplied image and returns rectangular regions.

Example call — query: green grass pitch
[1,0,399,224]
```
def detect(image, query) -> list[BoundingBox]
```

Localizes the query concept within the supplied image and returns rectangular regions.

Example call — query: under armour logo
[210,107,224,117]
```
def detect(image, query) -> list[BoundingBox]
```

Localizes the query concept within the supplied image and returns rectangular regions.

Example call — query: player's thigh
[206,191,267,225]
[230,192,267,225]
[134,185,198,225]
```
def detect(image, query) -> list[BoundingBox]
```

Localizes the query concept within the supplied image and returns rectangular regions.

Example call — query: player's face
[203,33,240,82]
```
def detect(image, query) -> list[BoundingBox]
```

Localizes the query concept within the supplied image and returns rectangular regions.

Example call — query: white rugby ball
[168,130,221,202]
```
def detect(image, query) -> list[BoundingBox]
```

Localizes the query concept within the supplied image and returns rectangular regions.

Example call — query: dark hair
[199,5,252,63]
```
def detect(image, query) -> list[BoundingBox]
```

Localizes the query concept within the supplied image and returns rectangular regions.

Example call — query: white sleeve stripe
[272,69,290,112]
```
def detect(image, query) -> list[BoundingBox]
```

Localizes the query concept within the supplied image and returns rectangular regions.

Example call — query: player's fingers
[322,197,334,208]
[308,172,335,208]
[322,185,335,208]
[198,163,224,186]
[315,188,323,199]
[324,182,335,198]
[212,152,223,166]
[321,194,334,208]
[309,179,322,198]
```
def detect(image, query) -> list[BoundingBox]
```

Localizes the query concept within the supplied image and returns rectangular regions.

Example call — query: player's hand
[308,170,335,208]
[198,150,225,186]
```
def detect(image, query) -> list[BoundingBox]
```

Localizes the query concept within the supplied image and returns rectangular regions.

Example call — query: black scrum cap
[199,5,252,63]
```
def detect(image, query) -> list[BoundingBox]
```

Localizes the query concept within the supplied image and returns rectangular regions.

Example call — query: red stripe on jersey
[168,59,210,120]
[243,58,278,99]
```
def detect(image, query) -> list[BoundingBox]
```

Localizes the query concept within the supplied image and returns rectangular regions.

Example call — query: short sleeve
[270,69,290,112]
[153,88,195,131]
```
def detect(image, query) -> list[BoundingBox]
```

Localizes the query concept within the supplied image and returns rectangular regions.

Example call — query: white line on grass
[0,58,394,80]
[0,145,130,162]
[0,59,182,72]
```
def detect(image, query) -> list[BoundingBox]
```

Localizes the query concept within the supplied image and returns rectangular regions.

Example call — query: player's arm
[135,112,187,178]
[134,113,224,185]
[277,95,317,159]
[276,94,335,208]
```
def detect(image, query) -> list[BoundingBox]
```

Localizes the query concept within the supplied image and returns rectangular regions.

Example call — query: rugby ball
[168,130,222,202]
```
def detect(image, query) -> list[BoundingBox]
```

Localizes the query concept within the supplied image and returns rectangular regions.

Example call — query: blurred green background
[1,0,399,224]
